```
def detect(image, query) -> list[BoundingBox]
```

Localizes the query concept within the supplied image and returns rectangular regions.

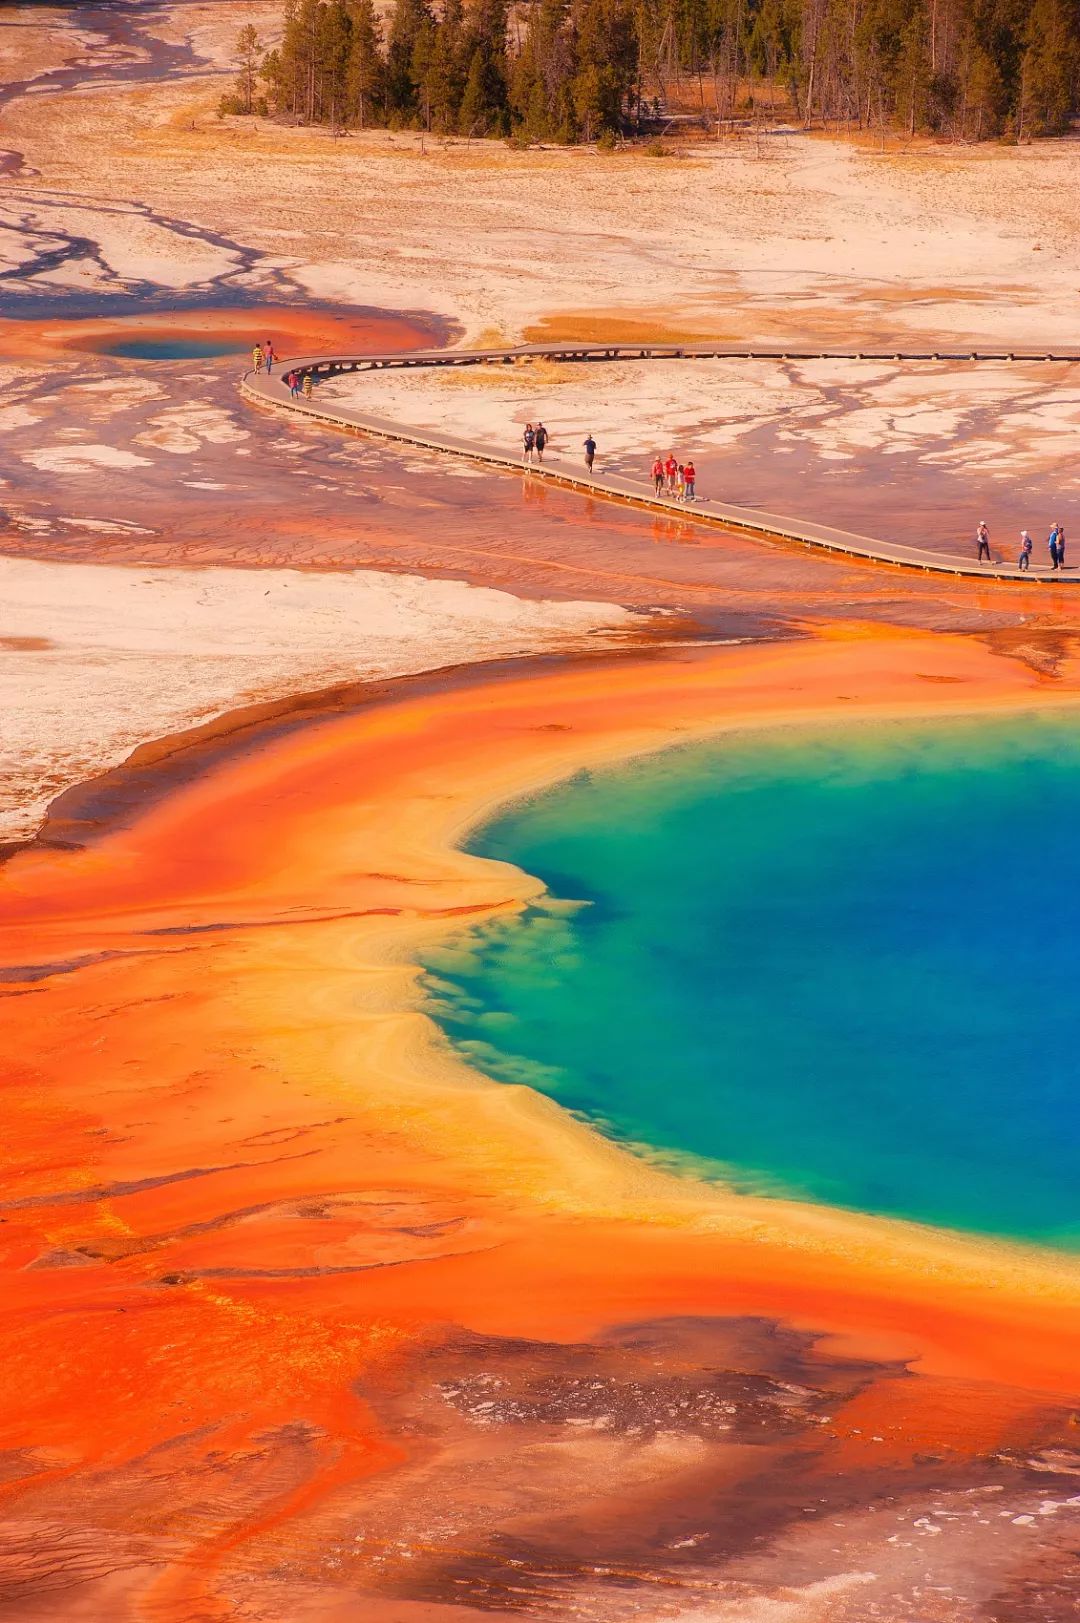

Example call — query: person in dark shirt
[583,434,596,472]
[534,421,549,463]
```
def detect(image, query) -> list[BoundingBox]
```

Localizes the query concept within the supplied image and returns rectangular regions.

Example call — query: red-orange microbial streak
[3,631,1080,1616]
[143,1424,402,1621]
[811,1376,1061,1470]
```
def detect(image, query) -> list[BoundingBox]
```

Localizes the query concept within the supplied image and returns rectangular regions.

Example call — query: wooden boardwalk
[240,345,1079,584]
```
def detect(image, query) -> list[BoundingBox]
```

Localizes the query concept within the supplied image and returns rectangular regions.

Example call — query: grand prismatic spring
[3,4,1080,1619]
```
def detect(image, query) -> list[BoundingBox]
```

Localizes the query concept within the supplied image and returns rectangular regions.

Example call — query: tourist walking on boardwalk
[676,464,686,500]
[534,422,549,463]
[976,520,991,562]
[664,454,678,494]
[252,342,264,373]
[264,340,276,375]
[684,459,696,501]
[1057,523,1066,567]
[286,369,298,397]
[522,423,536,466]
[1049,523,1061,569]
[1018,530,1033,570]
[583,434,596,473]
[652,455,664,495]
[302,372,313,400]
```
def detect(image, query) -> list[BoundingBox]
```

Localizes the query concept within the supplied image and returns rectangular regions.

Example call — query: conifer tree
[895,3,932,132]
[236,24,264,112]
[962,37,1006,132]
[347,0,386,126]
[317,0,353,125]
[510,0,578,137]
[386,0,437,120]
[1023,0,1079,129]
[458,0,511,131]
[571,0,638,133]
[423,0,468,130]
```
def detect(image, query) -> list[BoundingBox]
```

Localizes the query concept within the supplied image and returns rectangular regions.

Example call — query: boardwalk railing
[240,344,1079,585]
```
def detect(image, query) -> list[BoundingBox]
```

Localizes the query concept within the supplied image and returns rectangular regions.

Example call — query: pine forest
[221,0,1080,145]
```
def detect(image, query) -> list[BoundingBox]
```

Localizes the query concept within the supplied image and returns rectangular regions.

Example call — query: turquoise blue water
[421,714,1080,1247]
[101,338,240,360]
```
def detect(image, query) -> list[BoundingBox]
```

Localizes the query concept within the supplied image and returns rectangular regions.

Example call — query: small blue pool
[101,338,243,361]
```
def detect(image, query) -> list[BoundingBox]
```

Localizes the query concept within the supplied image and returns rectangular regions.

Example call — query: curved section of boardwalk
[240,343,1079,584]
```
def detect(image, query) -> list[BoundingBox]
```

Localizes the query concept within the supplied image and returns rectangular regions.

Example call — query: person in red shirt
[651,456,664,495]
[664,454,678,493]
[683,460,696,501]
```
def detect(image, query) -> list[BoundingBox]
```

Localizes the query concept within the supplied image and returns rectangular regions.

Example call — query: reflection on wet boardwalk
[243,346,1080,584]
